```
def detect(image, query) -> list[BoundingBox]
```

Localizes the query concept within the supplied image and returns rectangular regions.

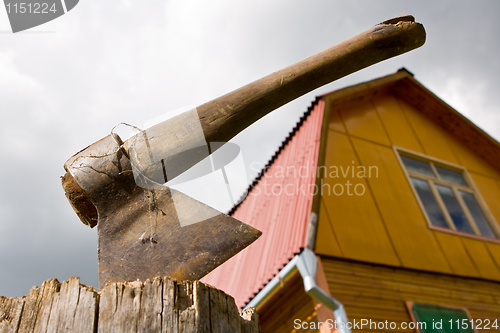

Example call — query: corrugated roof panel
[202,99,325,308]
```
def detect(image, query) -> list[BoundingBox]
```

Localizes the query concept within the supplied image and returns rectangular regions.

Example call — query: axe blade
[98,187,260,286]
[63,135,260,287]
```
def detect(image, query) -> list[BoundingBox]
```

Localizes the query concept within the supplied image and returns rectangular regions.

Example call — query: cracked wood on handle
[0,277,260,333]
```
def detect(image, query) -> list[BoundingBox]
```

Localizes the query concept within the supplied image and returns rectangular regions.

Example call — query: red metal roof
[202,98,325,308]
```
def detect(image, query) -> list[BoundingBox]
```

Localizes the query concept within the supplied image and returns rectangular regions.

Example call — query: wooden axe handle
[197,14,425,143]
[64,15,425,228]
[122,15,425,185]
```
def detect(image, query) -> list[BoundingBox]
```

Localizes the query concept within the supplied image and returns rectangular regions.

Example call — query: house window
[398,151,498,239]
[410,302,475,333]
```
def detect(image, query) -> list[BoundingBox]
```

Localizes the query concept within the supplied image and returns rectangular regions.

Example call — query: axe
[61,15,425,288]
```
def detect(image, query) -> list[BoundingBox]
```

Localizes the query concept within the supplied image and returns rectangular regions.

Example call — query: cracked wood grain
[1,277,259,333]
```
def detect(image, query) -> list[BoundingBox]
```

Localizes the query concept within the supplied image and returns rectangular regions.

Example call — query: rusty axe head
[62,15,425,288]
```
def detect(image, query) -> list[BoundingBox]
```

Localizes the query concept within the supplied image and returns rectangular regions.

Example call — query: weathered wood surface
[0,277,260,333]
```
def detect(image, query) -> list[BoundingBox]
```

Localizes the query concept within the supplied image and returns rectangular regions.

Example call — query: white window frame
[395,147,500,242]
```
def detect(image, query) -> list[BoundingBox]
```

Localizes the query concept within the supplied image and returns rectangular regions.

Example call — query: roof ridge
[228,96,322,216]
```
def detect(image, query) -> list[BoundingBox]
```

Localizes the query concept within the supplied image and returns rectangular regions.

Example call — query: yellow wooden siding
[433,232,479,277]
[328,107,346,133]
[487,242,500,274]
[315,199,343,257]
[351,137,452,273]
[258,273,319,333]
[461,238,500,280]
[339,99,391,146]
[322,257,500,333]
[446,134,500,179]
[316,90,500,282]
[316,130,400,266]
[398,98,461,164]
[372,93,423,153]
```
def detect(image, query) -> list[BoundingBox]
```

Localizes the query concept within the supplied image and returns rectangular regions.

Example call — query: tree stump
[0,277,260,333]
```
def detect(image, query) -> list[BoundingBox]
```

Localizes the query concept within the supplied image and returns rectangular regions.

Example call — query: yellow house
[203,68,500,332]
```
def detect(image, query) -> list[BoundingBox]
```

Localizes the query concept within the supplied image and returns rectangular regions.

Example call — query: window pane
[411,178,448,228]
[401,155,436,177]
[412,303,474,333]
[435,165,468,186]
[435,185,474,234]
[460,191,497,239]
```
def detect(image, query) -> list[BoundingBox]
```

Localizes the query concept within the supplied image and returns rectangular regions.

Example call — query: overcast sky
[1,1,499,297]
